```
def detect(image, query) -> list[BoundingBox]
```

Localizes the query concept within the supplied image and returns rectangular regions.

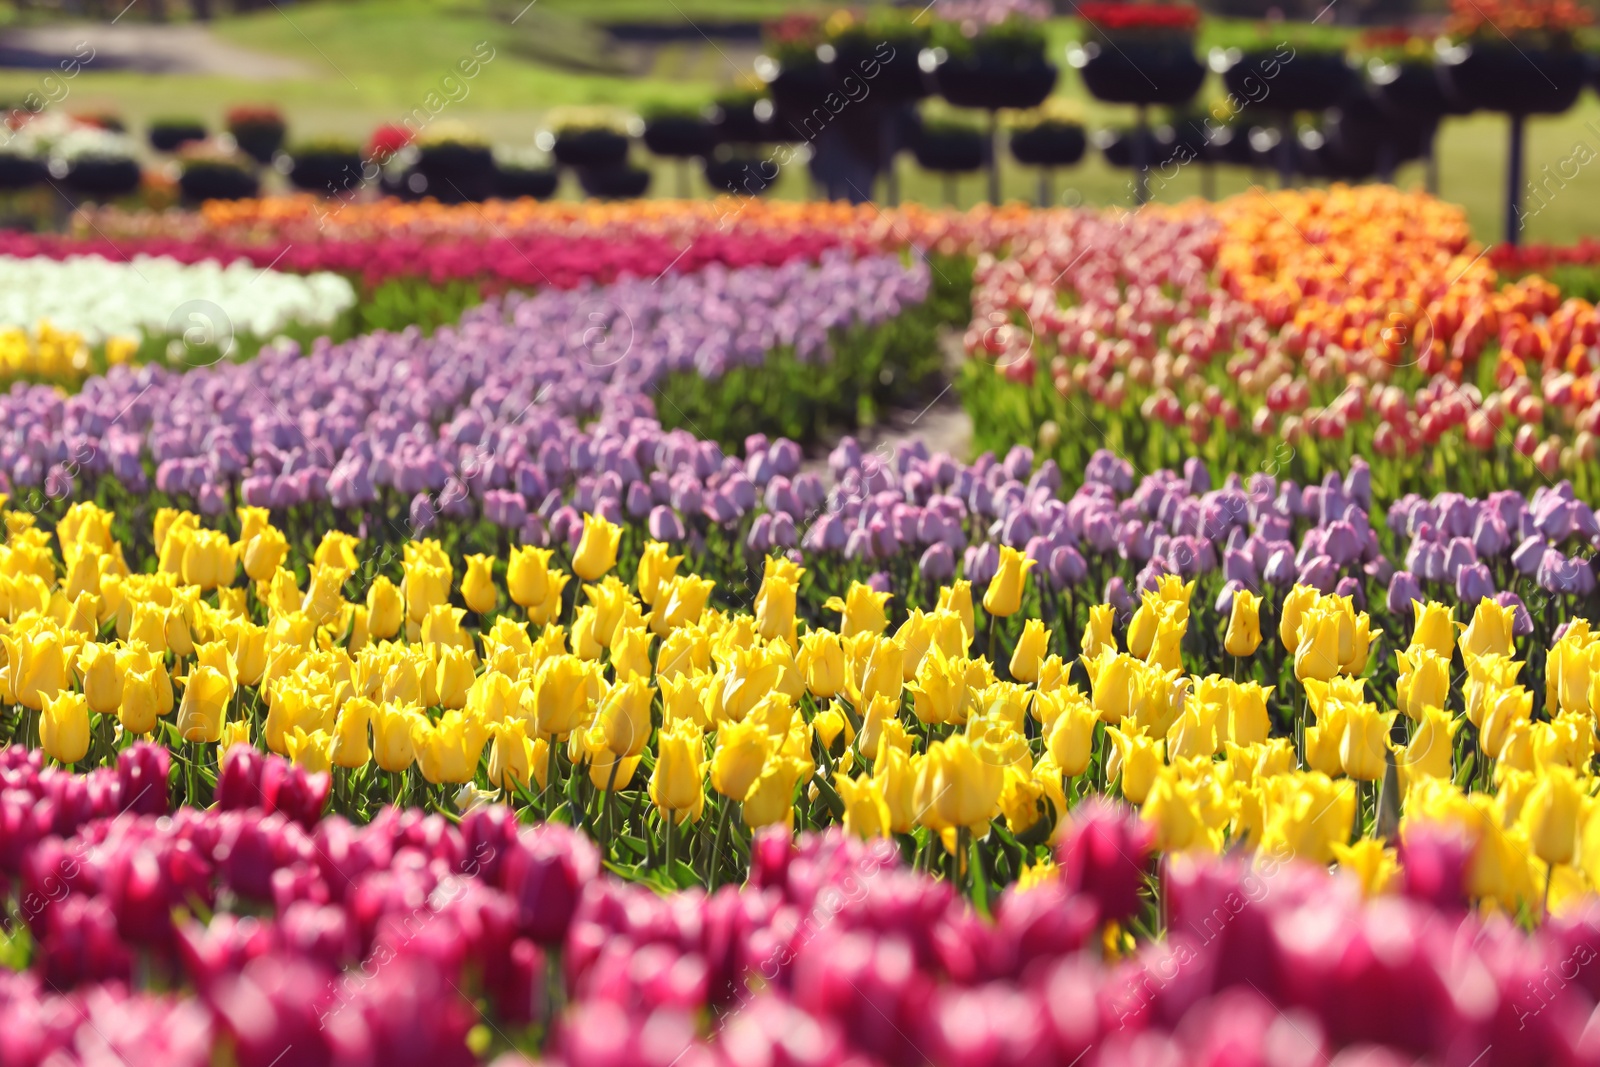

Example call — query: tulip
[572,513,621,580]
[982,545,1035,618]
[754,566,800,647]
[1338,703,1394,781]
[77,641,122,716]
[1107,726,1163,804]
[1081,603,1116,660]
[330,697,373,769]
[649,719,704,824]
[1278,584,1318,654]
[1292,603,1344,683]
[372,701,419,773]
[1397,704,1457,790]
[1045,692,1097,777]
[176,666,232,743]
[366,576,404,640]
[41,690,90,764]
[1223,589,1261,657]
[589,678,654,759]
[507,546,554,609]
[2,624,66,711]
[835,774,891,839]
[711,719,771,801]
[921,735,1006,832]
[635,541,682,607]
[1409,601,1455,658]
[1523,765,1583,868]
[1330,839,1399,897]
[742,757,803,829]
[462,554,497,614]
[118,667,161,736]
[1008,619,1050,684]
[1396,647,1451,722]
[534,656,594,738]
[797,631,845,699]
[824,582,892,638]
[1461,597,1515,660]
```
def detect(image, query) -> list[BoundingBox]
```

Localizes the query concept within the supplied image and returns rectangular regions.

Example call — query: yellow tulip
[1331,839,1399,897]
[1106,726,1163,804]
[998,766,1046,835]
[240,523,289,583]
[76,642,122,716]
[711,718,771,801]
[1523,765,1584,868]
[649,719,705,824]
[572,514,622,581]
[1480,684,1533,761]
[982,546,1034,618]
[853,636,904,707]
[462,554,497,614]
[366,576,404,640]
[415,710,487,784]
[650,575,715,635]
[836,775,891,839]
[220,717,251,751]
[825,582,892,638]
[488,720,542,791]
[1396,647,1451,722]
[434,646,476,710]
[176,666,232,744]
[636,541,683,607]
[41,690,90,764]
[1224,589,1262,657]
[1293,603,1345,683]
[1166,696,1222,762]
[1081,603,1116,661]
[1398,704,1458,790]
[657,626,710,682]
[1338,703,1394,781]
[1045,692,1097,777]
[2,625,66,711]
[1279,584,1319,654]
[507,546,554,608]
[331,697,373,769]
[589,677,654,758]
[403,559,452,628]
[742,757,804,829]
[285,727,334,775]
[1086,649,1142,724]
[372,701,419,773]
[797,631,845,699]
[610,625,653,683]
[1461,597,1515,660]
[1552,629,1597,716]
[1259,771,1354,864]
[1127,597,1158,661]
[921,735,1005,831]
[658,670,711,729]
[118,667,161,736]
[534,656,594,738]
[1009,619,1050,684]
[1141,773,1218,853]
[755,569,800,647]
[180,529,238,591]
[1409,601,1455,658]
[936,580,975,646]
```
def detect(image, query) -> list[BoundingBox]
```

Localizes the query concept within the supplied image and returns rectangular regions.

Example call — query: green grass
[0,0,1595,243]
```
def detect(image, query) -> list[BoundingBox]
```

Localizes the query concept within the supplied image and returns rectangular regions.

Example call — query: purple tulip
[1455,562,1495,606]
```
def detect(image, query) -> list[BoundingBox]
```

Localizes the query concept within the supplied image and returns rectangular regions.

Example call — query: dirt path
[0,23,309,78]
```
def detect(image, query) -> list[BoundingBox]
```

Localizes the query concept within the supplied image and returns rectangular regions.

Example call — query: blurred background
[0,0,1593,242]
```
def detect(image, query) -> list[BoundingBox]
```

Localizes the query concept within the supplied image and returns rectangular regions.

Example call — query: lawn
[0,0,1594,243]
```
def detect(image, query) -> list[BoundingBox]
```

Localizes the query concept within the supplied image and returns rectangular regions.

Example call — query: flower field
[5,186,1600,1065]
